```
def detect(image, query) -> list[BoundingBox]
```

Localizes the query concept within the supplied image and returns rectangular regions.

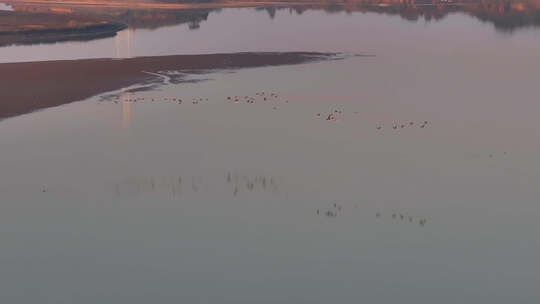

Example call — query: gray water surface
[1,5,540,304]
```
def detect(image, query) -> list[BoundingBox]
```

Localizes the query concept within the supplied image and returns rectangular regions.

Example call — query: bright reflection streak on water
[0,3,13,11]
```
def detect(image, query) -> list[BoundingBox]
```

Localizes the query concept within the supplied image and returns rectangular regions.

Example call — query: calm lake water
[2,5,540,304]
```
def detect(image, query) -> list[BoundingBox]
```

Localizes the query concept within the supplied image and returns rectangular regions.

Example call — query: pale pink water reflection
[1,6,540,304]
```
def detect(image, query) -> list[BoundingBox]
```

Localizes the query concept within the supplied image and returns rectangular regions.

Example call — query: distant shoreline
[5,0,322,10]
[0,52,337,120]
[3,0,324,10]
[0,9,129,46]
[0,0,319,46]
[0,21,127,46]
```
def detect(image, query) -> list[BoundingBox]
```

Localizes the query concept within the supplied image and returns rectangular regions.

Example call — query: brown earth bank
[0,11,127,46]
[0,52,337,120]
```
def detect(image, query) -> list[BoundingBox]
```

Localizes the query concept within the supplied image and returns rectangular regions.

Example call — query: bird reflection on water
[382,210,428,227]
[110,171,279,198]
[226,172,278,197]
[315,203,429,227]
